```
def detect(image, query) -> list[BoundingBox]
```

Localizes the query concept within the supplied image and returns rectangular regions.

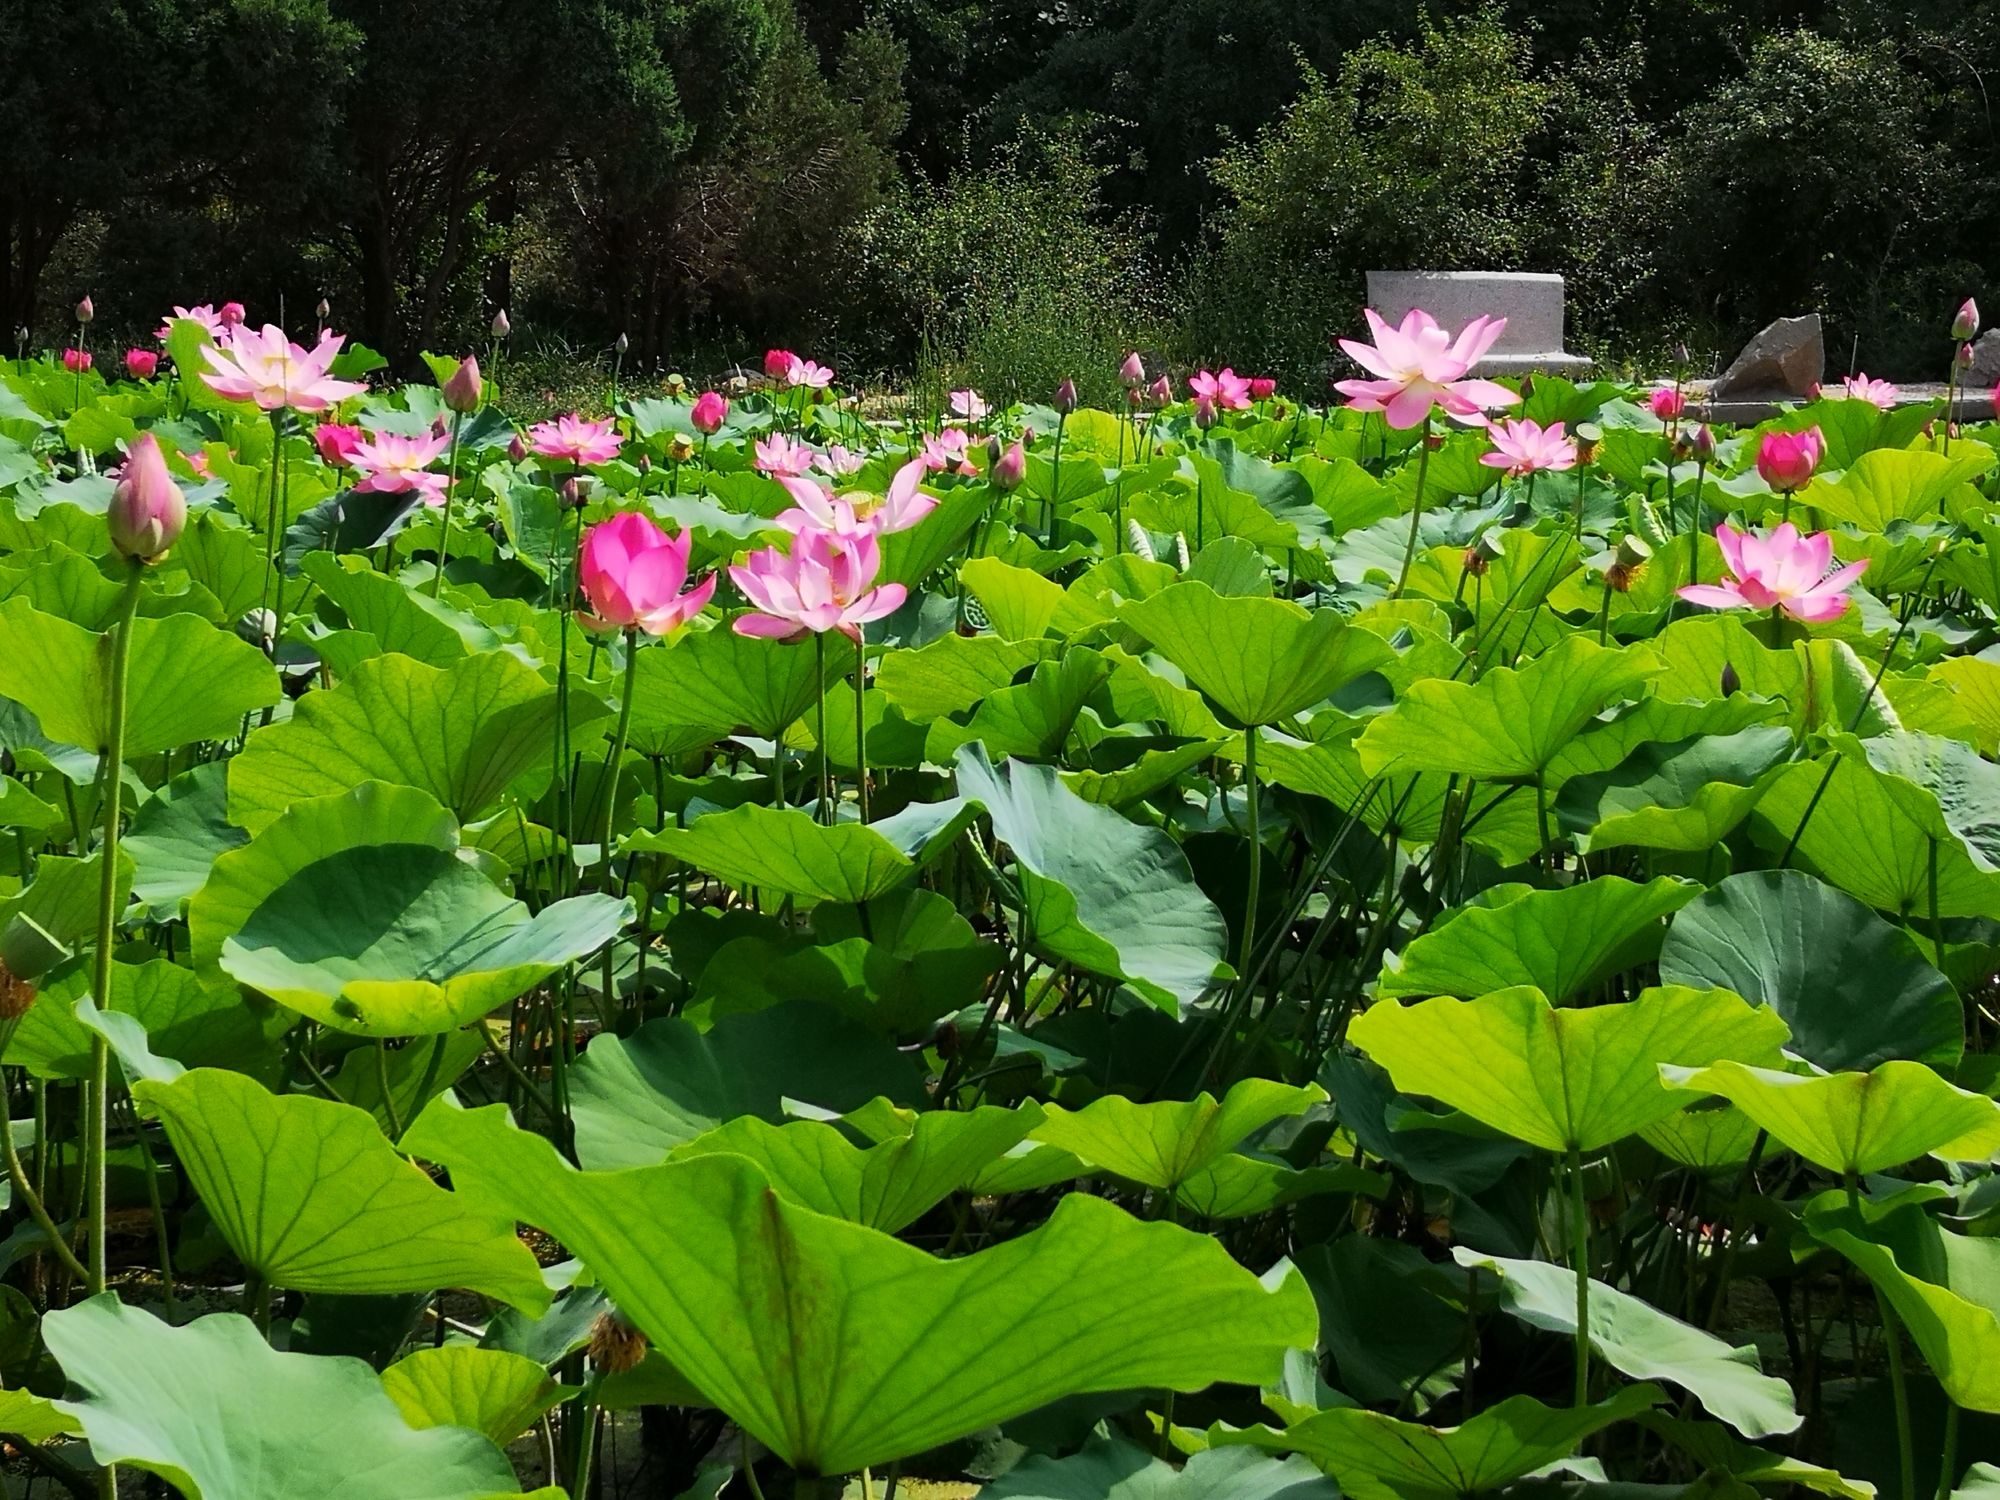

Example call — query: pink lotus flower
[1479,418,1579,478]
[1679,522,1867,623]
[351,429,451,503]
[730,526,907,642]
[776,460,936,539]
[218,301,247,328]
[185,449,215,480]
[124,348,158,380]
[61,348,92,373]
[1248,376,1277,401]
[815,444,867,478]
[199,324,367,412]
[578,511,716,636]
[1336,309,1518,429]
[763,348,796,379]
[1754,427,1824,492]
[920,428,975,474]
[788,357,834,390]
[1147,374,1173,406]
[527,414,621,466]
[157,304,226,343]
[1648,386,1686,421]
[691,391,728,434]
[1120,352,1146,387]
[948,389,990,422]
[861,459,936,534]
[754,432,815,478]
[108,434,187,562]
[315,423,365,467]
[1833,373,1898,410]
[773,478,869,542]
[1189,368,1252,411]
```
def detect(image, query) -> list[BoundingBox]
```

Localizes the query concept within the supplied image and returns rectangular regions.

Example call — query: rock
[1964,330,2000,388]
[1711,314,1824,400]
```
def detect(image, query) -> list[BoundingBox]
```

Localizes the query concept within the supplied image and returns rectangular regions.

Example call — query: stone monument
[1363,270,1591,376]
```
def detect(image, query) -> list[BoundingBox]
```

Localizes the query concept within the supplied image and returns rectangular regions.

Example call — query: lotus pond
[0,307,1996,1499]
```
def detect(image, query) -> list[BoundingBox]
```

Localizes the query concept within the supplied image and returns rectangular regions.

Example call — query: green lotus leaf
[1659,870,1963,1072]
[11,957,287,1080]
[1295,1237,1465,1409]
[1750,750,2000,919]
[1356,635,1663,781]
[302,551,524,666]
[333,1028,485,1138]
[1929,657,2000,757]
[1803,1189,2000,1412]
[1799,446,1991,531]
[1120,581,1393,727]
[1640,1105,1763,1171]
[125,761,249,916]
[0,596,279,759]
[133,1067,549,1308]
[43,1296,551,1500]
[227,650,577,835]
[879,484,987,587]
[924,648,1111,762]
[667,1104,1038,1231]
[568,1002,925,1170]
[1660,1059,2000,1176]
[958,557,1068,640]
[956,745,1230,1011]
[0,1384,79,1443]
[0,850,129,950]
[874,634,1060,722]
[1454,1249,1799,1438]
[1638,1414,1875,1500]
[632,620,836,741]
[1554,726,1793,853]
[1857,730,2000,869]
[1350,985,1790,1153]
[1031,1078,1324,1193]
[1379,876,1699,1002]
[381,1346,569,1444]
[1173,1156,1386,1220]
[191,782,628,1036]
[625,798,969,904]
[408,1098,1319,1477]
[1204,1386,1664,1500]
[984,1435,1338,1499]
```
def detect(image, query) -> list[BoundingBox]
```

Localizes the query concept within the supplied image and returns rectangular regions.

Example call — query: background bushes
[3,0,1996,383]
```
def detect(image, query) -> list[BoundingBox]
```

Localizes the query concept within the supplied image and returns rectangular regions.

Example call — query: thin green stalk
[1048,412,1066,546]
[0,1088,88,1284]
[87,563,144,1299]
[244,1272,270,1337]
[1238,726,1261,980]
[271,414,291,631]
[375,1041,403,1140]
[132,1124,176,1318]
[1570,1145,1591,1407]
[1848,1173,1915,1500]
[1939,1403,1960,1500]
[432,408,467,598]
[853,631,871,823]
[1391,417,1434,599]
[259,410,284,630]
[601,630,640,870]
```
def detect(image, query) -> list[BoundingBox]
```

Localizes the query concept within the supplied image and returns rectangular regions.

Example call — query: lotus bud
[507,433,527,463]
[664,372,687,396]
[1688,424,1717,463]
[61,348,92,373]
[1054,378,1078,415]
[1249,377,1277,401]
[1120,351,1145,387]
[74,295,93,324]
[1127,386,1144,408]
[1953,298,1980,341]
[560,475,588,511]
[667,434,695,464]
[109,434,187,562]
[1720,661,1741,698]
[1192,394,1217,429]
[1960,342,1977,372]
[218,301,246,328]
[1424,430,1445,451]
[441,355,482,414]
[1148,374,1172,406]
[991,438,1027,491]
[1127,521,1155,561]
[588,1312,648,1376]
[636,453,651,474]
[124,348,158,380]
[13,327,27,353]
[491,308,511,338]
[615,332,629,356]
[1673,340,1690,370]
[315,296,331,321]
[690,390,728,434]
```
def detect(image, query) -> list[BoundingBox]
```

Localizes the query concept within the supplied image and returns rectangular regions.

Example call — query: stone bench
[1364,270,1591,376]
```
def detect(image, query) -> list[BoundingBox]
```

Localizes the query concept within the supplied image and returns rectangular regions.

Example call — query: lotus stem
[853,632,871,824]
[0,1087,87,1286]
[1848,1173,1915,1500]
[1940,1404,1960,1500]
[1239,726,1261,981]
[1569,1144,1590,1407]
[1392,416,1433,599]
[602,629,639,869]
[432,407,466,598]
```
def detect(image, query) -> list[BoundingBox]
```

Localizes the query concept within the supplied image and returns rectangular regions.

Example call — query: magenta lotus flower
[1479,417,1579,478]
[730,527,906,643]
[219,301,246,328]
[921,428,975,474]
[1834,373,1898,410]
[775,460,935,539]
[157,304,226,342]
[351,429,451,503]
[1679,522,1867,623]
[754,432,815,479]
[1248,376,1277,401]
[690,390,728,434]
[773,478,869,542]
[815,444,867,478]
[61,348,91,373]
[108,434,187,562]
[578,511,716,636]
[1189,368,1252,411]
[1120,352,1146,387]
[1336,308,1518,429]
[315,423,365,467]
[124,348,158,380]
[199,324,367,412]
[862,459,937,534]
[948,389,990,422]
[763,348,796,379]
[528,414,621,466]
[1648,386,1686,421]
[1754,427,1824,492]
